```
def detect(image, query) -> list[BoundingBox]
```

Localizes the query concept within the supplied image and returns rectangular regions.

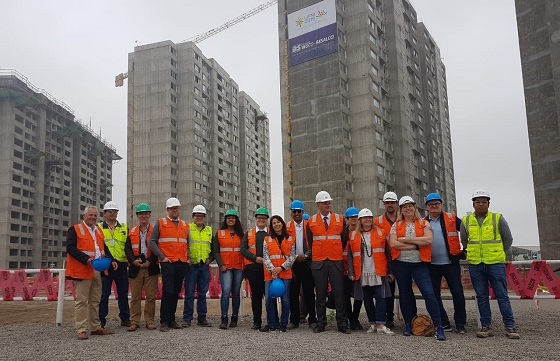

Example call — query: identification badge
[108,239,115,247]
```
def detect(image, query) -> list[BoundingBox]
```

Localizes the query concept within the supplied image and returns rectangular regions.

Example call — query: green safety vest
[189,223,212,263]
[100,222,128,263]
[462,212,505,265]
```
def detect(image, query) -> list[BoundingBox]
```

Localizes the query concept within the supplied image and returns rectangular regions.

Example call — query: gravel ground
[0,298,558,360]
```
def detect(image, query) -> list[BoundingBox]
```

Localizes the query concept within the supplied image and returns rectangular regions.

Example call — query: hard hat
[269,278,286,298]
[192,205,207,215]
[302,213,310,221]
[471,188,491,200]
[91,257,111,272]
[383,191,398,202]
[255,207,269,217]
[425,193,443,204]
[166,197,181,208]
[315,191,333,203]
[399,196,416,206]
[345,207,359,218]
[103,201,119,211]
[358,208,374,218]
[290,200,304,211]
[225,209,238,217]
[135,203,151,214]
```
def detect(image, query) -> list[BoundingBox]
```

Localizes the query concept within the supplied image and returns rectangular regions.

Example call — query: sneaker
[376,325,395,335]
[457,325,467,334]
[506,328,520,339]
[435,326,446,341]
[403,323,412,336]
[182,320,192,328]
[367,325,376,333]
[442,324,452,331]
[287,323,299,330]
[476,327,494,338]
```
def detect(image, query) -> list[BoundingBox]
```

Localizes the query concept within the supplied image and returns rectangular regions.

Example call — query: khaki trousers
[74,271,102,334]
[129,268,158,326]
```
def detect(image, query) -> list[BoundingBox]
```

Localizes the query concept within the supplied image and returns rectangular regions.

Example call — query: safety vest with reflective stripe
[374,214,394,238]
[218,230,244,270]
[308,213,344,261]
[243,228,258,266]
[462,212,505,265]
[263,235,294,281]
[157,217,189,262]
[286,220,308,250]
[348,229,388,280]
[66,223,105,280]
[390,219,432,262]
[129,225,153,258]
[189,223,212,263]
[442,212,462,256]
[100,222,128,263]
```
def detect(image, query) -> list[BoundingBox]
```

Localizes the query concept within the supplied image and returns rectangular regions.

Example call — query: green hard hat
[136,203,151,213]
[225,209,238,217]
[255,207,269,217]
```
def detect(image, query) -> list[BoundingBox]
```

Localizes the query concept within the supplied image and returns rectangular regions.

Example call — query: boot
[229,315,238,328]
[219,316,228,330]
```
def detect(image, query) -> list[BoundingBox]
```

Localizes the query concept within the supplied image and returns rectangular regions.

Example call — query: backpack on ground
[411,314,435,336]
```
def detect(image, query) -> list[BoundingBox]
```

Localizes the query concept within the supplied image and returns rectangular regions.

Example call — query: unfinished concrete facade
[515,0,560,260]
[278,0,455,216]
[0,70,119,269]
[127,41,271,230]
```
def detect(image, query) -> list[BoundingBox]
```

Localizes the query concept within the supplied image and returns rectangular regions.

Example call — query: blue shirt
[429,217,451,265]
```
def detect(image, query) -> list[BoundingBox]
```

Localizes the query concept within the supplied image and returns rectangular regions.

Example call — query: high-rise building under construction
[127,41,271,229]
[278,0,455,213]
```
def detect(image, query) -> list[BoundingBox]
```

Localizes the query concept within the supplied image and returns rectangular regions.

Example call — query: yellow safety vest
[462,212,505,265]
[189,223,212,263]
[100,222,128,263]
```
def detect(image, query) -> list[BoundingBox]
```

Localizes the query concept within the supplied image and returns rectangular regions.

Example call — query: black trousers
[160,261,187,324]
[386,279,396,323]
[343,276,362,325]
[311,260,348,328]
[244,264,265,325]
[289,261,317,325]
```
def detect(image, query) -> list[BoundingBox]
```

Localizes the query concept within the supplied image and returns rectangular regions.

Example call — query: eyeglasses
[291,210,303,213]
[427,203,441,207]
[193,214,206,217]
[256,216,268,220]
[168,206,180,210]
[136,212,151,216]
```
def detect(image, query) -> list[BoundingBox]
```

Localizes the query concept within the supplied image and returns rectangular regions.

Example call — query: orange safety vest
[263,235,294,281]
[66,222,105,280]
[442,212,462,256]
[157,217,189,262]
[349,229,389,280]
[243,228,258,266]
[390,219,432,262]
[308,213,344,261]
[218,230,244,270]
[286,220,308,250]
[129,225,154,258]
[374,214,394,237]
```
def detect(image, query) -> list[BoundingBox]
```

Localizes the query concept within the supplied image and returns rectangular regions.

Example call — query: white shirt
[83,221,101,259]
[294,221,304,255]
[139,225,149,255]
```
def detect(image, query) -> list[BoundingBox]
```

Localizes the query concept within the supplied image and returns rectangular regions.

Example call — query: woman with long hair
[388,196,445,341]
[212,209,245,330]
[260,215,296,332]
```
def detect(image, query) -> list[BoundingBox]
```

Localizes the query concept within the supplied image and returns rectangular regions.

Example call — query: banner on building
[288,0,338,66]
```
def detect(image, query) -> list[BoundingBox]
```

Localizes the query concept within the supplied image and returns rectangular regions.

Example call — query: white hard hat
[383,191,398,202]
[399,196,416,206]
[358,208,374,219]
[103,201,119,211]
[166,197,181,208]
[192,204,206,215]
[315,190,333,203]
[472,189,491,200]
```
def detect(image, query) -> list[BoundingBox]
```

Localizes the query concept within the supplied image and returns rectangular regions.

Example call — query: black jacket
[124,225,160,278]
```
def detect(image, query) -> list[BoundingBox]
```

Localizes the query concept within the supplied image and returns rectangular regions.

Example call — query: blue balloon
[269,278,286,298]
[91,257,111,272]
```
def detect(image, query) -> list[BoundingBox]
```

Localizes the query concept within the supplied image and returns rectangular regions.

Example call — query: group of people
[66,188,520,341]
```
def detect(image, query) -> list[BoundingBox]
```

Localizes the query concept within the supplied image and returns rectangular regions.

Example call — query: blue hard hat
[290,200,304,211]
[91,257,111,272]
[345,207,359,218]
[269,278,286,298]
[302,213,310,221]
[425,192,443,205]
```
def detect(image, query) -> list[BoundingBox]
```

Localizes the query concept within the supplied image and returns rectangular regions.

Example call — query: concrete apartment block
[127,41,271,231]
[0,70,119,269]
[515,0,560,259]
[279,0,456,216]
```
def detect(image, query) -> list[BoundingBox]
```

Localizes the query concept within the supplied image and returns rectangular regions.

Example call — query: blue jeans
[392,260,442,326]
[265,279,290,328]
[469,263,516,329]
[429,262,467,327]
[219,269,243,317]
[99,262,130,326]
[362,285,387,325]
[183,263,210,321]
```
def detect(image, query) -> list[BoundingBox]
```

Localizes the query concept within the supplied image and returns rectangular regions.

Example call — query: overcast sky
[1,0,538,246]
